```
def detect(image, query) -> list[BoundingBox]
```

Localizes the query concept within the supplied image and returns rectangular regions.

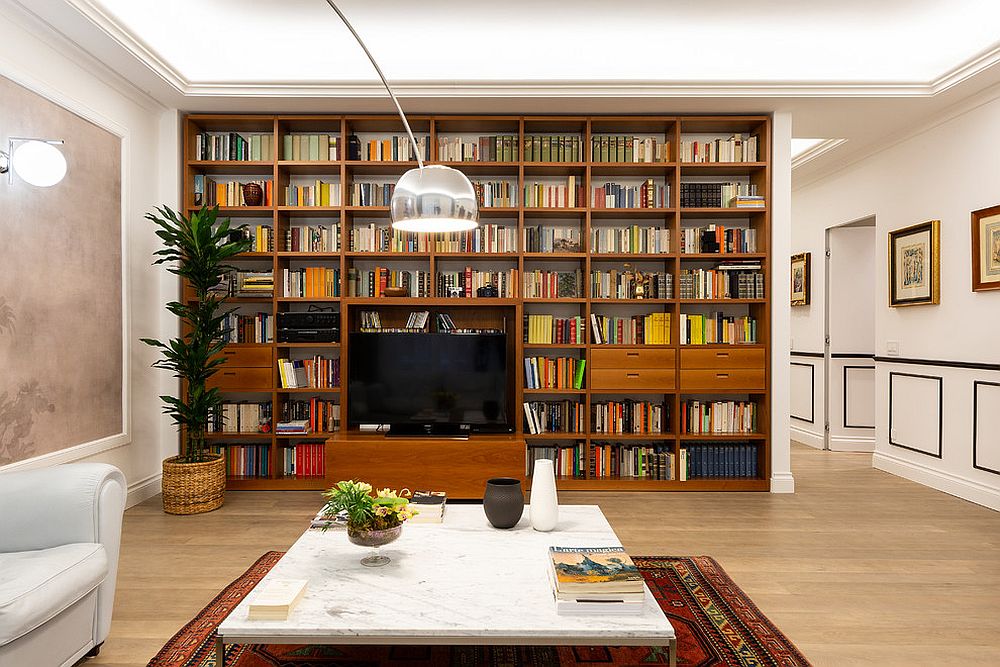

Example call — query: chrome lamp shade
[391,164,479,233]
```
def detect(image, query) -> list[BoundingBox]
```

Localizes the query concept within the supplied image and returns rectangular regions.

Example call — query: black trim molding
[790,351,823,358]
[875,356,1000,372]
[833,353,875,359]
[790,362,815,423]
[843,365,876,429]
[888,372,943,458]
[973,381,1000,476]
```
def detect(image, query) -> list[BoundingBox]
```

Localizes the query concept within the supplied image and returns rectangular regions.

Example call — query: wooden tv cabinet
[326,433,525,499]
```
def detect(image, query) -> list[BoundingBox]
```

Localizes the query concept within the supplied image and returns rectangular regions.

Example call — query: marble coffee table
[216,504,676,666]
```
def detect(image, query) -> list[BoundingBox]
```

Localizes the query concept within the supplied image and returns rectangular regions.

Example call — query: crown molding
[791,139,847,170]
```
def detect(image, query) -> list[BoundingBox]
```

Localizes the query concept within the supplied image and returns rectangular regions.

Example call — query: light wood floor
[90,443,1000,667]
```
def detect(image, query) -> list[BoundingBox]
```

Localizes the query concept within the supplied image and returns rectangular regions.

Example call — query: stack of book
[276,419,309,435]
[547,546,645,615]
[408,490,447,524]
[235,271,274,298]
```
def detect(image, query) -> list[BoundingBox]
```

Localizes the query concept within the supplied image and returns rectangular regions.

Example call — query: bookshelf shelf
[183,113,771,493]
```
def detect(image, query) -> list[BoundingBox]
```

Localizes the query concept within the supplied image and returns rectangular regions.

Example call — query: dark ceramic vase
[483,478,524,529]
[242,182,264,207]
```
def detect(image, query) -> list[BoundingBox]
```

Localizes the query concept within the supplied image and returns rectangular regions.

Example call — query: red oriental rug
[148,552,810,667]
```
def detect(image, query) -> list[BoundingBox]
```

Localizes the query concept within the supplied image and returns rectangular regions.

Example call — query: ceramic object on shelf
[529,459,558,531]
[242,182,264,206]
[383,286,407,297]
[483,477,524,529]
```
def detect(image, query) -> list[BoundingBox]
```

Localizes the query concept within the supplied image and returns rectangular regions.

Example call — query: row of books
[589,313,671,345]
[472,180,517,207]
[524,357,586,390]
[590,271,672,300]
[351,224,429,253]
[221,312,272,344]
[523,226,581,253]
[591,443,674,480]
[287,225,340,253]
[678,266,765,299]
[282,442,326,478]
[285,181,340,207]
[437,135,519,162]
[682,400,758,435]
[680,444,759,480]
[284,134,341,161]
[231,225,274,253]
[523,400,586,435]
[523,179,585,208]
[590,226,670,255]
[211,444,270,478]
[282,268,341,298]
[527,445,584,478]
[524,315,585,345]
[434,224,517,254]
[233,271,274,298]
[591,181,668,209]
[523,135,583,162]
[591,400,668,435]
[679,225,757,254]
[679,182,759,208]
[523,270,583,299]
[193,132,274,162]
[347,268,431,298]
[679,135,758,163]
[591,136,670,163]
[277,356,340,389]
[437,268,518,298]
[195,177,273,207]
[283,398,340,434]
[351,182,395,207]
[207,401,271,434]
[679,313,758,345]
[356,135,429,162]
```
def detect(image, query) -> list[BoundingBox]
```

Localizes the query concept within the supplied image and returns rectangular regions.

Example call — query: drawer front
[591,368,675,390]
[591,348,675,369]
[206,367,272,390]
[680,368,765,390]
[680,348,765,369]
[213,346,272,367]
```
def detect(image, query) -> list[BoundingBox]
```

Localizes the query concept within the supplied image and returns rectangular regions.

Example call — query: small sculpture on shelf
[242,182,264,207]
[623,262,648,300]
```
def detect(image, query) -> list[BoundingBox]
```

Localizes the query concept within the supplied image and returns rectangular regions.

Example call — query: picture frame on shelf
[790,252,810,306]
[888,220,940,307]
[971,204,1000,292]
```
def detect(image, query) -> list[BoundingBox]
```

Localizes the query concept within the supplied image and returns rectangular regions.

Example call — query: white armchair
[0,463,126,666]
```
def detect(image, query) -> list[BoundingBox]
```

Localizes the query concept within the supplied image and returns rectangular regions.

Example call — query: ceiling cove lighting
[323,0,478,234]
[0,137,67,187]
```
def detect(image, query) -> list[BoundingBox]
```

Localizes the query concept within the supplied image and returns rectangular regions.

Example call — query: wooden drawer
[591,348,675,369]
[680,348,764,369]
[591,368,675,390]
[213,346,272,367]
[680,368,765,391]
[206,367,272,390]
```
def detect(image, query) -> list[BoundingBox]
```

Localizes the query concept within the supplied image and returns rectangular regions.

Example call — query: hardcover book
[548,546,643,595]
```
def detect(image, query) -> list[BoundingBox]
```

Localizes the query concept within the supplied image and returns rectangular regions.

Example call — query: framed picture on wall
[790,252,811,306]
[888,220,940,307]
[971,204,1000,291]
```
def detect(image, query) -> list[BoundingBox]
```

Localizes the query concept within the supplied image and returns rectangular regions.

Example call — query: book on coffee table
[248,579,308,620]
[547,546,645,614]
[408,490,447,524]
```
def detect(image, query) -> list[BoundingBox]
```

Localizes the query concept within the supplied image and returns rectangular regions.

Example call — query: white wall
[792,88,1000,510]
[770,112,794,493]
[0,2,179,506]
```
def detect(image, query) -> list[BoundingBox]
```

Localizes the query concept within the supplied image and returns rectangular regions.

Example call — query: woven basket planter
[161,454,226,515]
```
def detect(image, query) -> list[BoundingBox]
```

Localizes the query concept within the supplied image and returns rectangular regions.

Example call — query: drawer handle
[223,350,237,355]
[626,352,639,357]
[715,352,730,358]
[626,372,640,378]
[716,373,729,379]
[223,371,237,376]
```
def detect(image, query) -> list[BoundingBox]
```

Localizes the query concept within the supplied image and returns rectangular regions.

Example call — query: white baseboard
[770,471,795,493]
[126,472,161,508]
[830,434,876,452]
[873,452,1000,512]
[790,426,824,449]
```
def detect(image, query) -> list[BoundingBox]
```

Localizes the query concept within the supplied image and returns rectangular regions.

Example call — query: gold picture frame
[888,220,940,307]
[790,252,810,306]
[971,204,1000,292]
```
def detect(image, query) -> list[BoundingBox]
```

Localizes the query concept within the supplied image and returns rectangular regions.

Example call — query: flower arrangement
[321,480,416,531]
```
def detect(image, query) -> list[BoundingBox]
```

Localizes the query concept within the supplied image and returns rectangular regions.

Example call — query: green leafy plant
[141,205,252,463]
[321,480,416,530]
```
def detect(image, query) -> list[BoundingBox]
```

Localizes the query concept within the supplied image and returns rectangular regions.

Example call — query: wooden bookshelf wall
[182,114,772,492]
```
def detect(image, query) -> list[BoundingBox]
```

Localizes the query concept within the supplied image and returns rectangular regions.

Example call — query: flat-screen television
[348,332,509,435]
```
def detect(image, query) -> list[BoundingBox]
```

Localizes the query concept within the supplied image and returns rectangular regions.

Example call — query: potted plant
[142,205,252,514]
[321,481,416,567]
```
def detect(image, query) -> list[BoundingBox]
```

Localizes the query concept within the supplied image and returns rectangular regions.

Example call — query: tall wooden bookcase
[182,114,771,492]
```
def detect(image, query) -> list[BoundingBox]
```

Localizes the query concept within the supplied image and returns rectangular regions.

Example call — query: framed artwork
[971,204,1000,291]
[790,252,810,306]
[888,220,940,307]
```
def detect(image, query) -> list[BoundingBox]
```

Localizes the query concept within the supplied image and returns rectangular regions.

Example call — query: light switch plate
[886,341,900,357]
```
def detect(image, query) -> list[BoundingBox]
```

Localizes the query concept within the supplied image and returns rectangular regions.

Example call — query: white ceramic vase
[529,459,558,531]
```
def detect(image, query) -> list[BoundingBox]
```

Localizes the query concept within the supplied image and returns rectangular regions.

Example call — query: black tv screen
[348,332,508,431]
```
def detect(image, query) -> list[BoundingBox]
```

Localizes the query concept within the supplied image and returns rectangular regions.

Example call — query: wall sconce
[1,137,67,187]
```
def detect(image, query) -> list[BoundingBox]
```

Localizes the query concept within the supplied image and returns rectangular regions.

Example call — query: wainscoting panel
[973,381,1000,476]
[790,362,816,423]
[888,372,943,458]
[844,365,876,429]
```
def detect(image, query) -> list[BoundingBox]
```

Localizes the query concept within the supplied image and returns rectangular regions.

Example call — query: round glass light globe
[13,140,67,187]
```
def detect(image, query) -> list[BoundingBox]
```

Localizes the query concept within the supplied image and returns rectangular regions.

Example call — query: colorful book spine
[523,357,586,390]
[591,400,668,434]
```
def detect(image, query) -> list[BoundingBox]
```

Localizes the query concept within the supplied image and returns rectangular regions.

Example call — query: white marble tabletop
[218,504,674,645]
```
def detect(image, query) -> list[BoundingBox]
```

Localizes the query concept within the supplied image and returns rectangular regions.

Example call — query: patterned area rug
[148,552,810,667]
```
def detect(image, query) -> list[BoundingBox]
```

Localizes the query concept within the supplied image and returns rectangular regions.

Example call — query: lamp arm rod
[323,0,423,169]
